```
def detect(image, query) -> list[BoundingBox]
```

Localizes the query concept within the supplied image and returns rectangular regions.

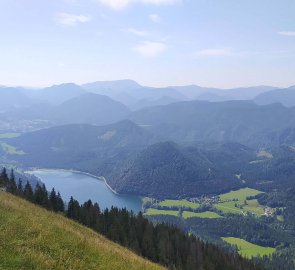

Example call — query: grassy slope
[222,237,275,259]
[0,192,165,270]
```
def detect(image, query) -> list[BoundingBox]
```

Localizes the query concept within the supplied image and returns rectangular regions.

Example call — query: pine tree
[16,179,23,197]
[1,167,8,181]
[57,192,65,212]
[67,196,80,220]
[23,181,34,202]
[7,169,17,194]
[41,184,49,208]
[0,167,8,187]
[34,183,49,208]
[49,188,58,211]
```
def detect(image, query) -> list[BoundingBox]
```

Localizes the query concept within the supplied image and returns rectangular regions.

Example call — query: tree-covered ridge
[0,168,263,270]
[4,118,295,199]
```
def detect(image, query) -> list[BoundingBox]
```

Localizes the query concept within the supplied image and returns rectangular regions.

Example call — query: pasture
[182,211,222,219]
[222,237,275,258]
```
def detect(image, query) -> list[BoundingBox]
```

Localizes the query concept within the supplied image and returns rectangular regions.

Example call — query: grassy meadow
[182,211,222,219]
[144,208,179,217]
[219,188,263,202]
[222,237,275,259]
[158,199,200,209]
[214,188,265,216]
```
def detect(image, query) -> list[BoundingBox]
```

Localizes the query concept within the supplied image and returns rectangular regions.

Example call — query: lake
[28,169,142,213]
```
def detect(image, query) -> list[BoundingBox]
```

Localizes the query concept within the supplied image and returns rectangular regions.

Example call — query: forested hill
[0,169,263,270]
[106,141,253,197]
[4,120,295,198]
[128,100,295,148]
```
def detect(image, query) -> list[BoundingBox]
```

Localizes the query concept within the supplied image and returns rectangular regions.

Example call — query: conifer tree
[23,181,34,202]
[7,169,17,194]
[49,188,58,211]
[0,167,8,187]
[16,179,23,197]
[57,192,65,212]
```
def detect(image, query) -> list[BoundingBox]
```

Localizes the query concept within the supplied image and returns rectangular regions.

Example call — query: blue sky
[0,0,294,88]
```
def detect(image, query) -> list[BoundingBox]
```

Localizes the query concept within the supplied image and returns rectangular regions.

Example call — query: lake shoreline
[25,167,118,195]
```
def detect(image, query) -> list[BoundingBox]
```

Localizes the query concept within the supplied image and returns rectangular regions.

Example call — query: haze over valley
[1,1,295,269]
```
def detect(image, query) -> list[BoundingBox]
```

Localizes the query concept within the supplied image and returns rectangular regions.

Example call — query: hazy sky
[0,0,294,88]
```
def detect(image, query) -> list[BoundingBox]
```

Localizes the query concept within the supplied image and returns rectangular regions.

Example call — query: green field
[243,199,265,216]
[158,199,200,209]
[0,192,165,270]
[0,142,25,155]
[0,133,20,139]
[219,188,263,202]
[214,202,245,214]
[144,208,179,217]
[222,237,275,259]
[215,188,265,216]
[182,211,222,219]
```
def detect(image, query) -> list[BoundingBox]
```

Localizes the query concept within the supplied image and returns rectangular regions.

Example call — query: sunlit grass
[158,199,200,209]
[222,237,275,259]
[182,211,222,219]
[144,208,179,217]
[0,192,165,270]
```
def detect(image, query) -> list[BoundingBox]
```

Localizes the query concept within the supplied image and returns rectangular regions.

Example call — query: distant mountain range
[1,80,293,113]
[0,80,294,133]
[1,79,295,198]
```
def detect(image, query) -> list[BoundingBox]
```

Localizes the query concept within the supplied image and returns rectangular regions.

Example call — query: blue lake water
[28,169,142,213]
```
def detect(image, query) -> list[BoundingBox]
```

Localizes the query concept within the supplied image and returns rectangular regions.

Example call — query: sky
[0,0,294,88]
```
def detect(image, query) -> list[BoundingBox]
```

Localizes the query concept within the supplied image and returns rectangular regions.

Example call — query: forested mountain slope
[5,120,156,173]
[4,119,295,198]
[106,141,255,197]
[129,100,295,147]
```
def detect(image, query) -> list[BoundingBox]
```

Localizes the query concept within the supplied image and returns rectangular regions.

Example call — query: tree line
[0,167,264,270]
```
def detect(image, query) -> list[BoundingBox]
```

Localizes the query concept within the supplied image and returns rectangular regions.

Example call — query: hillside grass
[0,192,165,270]
[144,208,179,217]
[222,237,275,259]
[182,211,222,219]
[158,199,200,209]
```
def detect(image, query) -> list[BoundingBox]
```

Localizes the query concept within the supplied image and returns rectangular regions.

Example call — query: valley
[1,81,295,269]
[2,1,295,268]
